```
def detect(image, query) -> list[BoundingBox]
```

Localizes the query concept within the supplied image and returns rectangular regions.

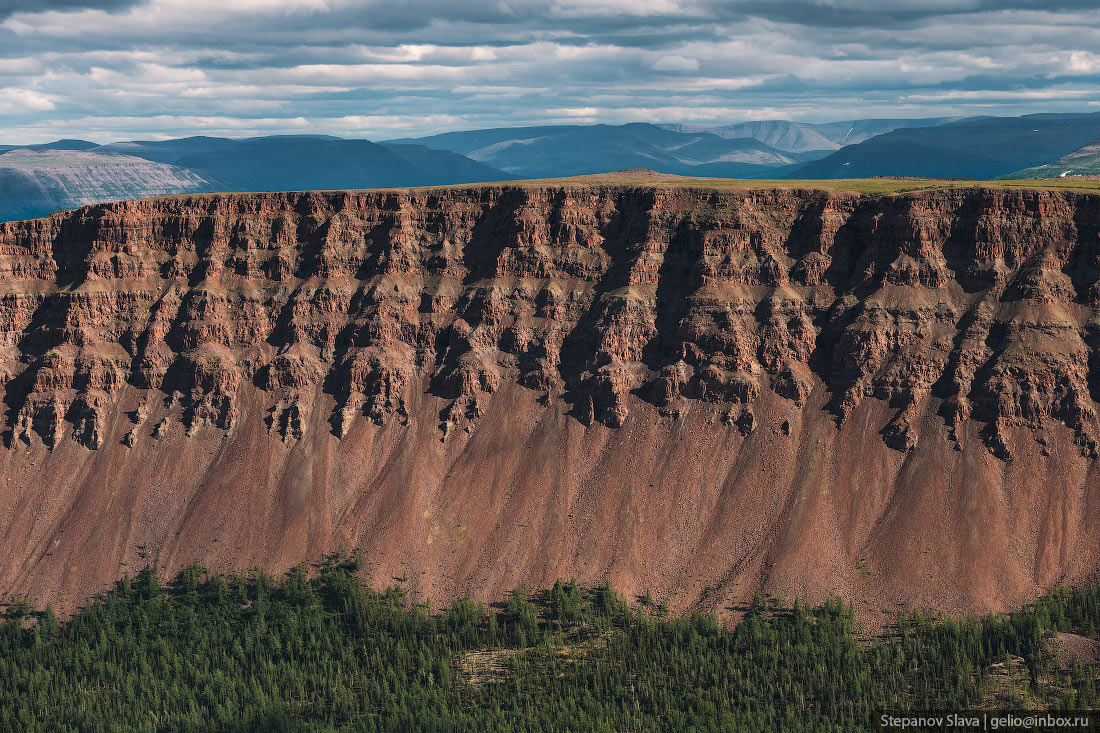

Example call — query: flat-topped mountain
[1,178,1099,622]
[0,149,210,222]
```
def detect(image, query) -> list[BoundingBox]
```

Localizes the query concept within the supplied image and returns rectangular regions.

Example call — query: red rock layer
[0,185,1098,622]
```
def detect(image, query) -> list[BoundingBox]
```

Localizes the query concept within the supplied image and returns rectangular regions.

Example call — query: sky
[0,0,1098,143]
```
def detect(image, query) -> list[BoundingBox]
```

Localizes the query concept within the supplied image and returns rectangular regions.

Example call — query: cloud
[653,55,700,72]
[728,0,1100,29]
[0,0,141,19]
[0,87,54,112]
[0,0,1096,142]
[1067,52,1100,75]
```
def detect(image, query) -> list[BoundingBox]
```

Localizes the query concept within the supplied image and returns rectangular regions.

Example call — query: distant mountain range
[0,139,99,154]
[383,122,822,178]
[793,113,1100,179]
[386,114,1100,181]
[3,112,1100,222]
[1006,136,1100,179]
[0,149,209,222]
[658,118,960,153]
[98,136,508,191]
[0,135,512,221]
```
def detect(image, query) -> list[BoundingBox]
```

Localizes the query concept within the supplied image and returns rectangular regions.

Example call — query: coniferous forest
[2,553,1099,732]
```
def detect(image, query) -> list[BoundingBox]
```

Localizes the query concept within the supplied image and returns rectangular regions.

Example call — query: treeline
[1,553,1098,731]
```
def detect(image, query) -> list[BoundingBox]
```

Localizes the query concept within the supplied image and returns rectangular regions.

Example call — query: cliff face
[1,185,1099,620]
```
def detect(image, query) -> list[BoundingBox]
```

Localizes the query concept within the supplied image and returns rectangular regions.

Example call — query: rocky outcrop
[1,184,1099,621]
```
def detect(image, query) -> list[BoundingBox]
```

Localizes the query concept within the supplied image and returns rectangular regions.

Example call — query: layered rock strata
[0,185,1098,621]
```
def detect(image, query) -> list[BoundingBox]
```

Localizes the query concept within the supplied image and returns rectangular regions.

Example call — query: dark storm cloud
[0,0,1096,142]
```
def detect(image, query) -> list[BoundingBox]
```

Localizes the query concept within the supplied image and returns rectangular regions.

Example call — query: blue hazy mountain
[0,148,210,222]
[386,123,818,179]
[0,139,98,154]
[0,135,512,221]
[100,135,510,191]
[1005,137,1100,179]
[792,113,1100,179]
[6,112,1100,223]
[662,118,963,154]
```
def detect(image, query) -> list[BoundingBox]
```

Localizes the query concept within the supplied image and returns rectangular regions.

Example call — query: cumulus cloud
[0,0,1096,142]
